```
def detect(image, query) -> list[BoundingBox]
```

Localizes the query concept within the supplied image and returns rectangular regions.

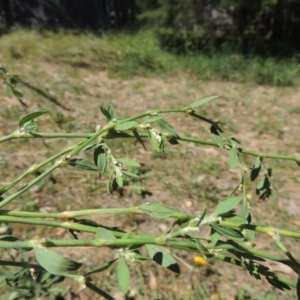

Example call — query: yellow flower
[193,256,207,266]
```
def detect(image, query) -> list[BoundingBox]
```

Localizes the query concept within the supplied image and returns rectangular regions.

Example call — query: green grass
[0,29,299,86]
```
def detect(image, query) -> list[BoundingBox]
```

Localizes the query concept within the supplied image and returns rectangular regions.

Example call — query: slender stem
[1,206,300,241]
[0,206,142,218]
[1,130,299,163]
[0,133,14,143]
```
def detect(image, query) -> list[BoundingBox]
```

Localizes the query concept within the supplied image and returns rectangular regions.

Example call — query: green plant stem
[2,206,300,240]
[0,133,14,143]
[1,130,299,163]
[0,216,125,237]
[0,206,143,218]
[120,108,185,123]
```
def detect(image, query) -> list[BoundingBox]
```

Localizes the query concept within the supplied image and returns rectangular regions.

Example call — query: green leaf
[85,258,118,276]
[169,215,196,230]
[210,125,223,148]
[209,230,220,247]
[100,105,112,122]
[223,215,248,226]
[256,179,265,191]
[117,158,140,167]
[142,115,164,123]
[18,111,48,127]
[95,228,116,240]
[23,122,38,133]
[242,200,249,219]
[67,159,100,172]
[116,175,124,187]
[157,119,178,137]
[35,247,82,275]
[229,148,239,169]
[214,196,242,216]
[210,223,244,241]
[116,121,138,131]
[133,130,147,150]
[140,203,177,218]
[247,229,255,243]
[117,257,130,294]
[121,170,140,178]
[146,245,180,273]
[251,157,261,181]
[148,130,162,152]
[189,95,218,109]
[266,276,291,291]
[94,145,107,176]
[108,104,117,119]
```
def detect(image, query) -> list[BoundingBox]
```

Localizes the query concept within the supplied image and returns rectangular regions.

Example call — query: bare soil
[1,62,300,299]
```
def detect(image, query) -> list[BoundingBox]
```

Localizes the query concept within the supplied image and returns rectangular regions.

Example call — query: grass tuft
[0,29,299,86]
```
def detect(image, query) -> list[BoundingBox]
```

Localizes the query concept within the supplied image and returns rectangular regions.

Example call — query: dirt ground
[1,62,300,299]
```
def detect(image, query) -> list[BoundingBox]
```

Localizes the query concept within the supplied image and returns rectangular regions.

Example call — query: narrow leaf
[35,247,82,275]
[142,116,164,123]
[108,104,116,119]
[18,111,48,127]
[251,157,261,181]
[214,196,242,216]
[210,223,244,240]
[85,259,118,276]
[157,119,178,137]
[229,148,239,169]
[23,122,38,133]
[116,175,124,187]
[67,159,100,172]
[146,245,180,273]
[242,200,249,219]
[140,203,177,218]
[209,230,220,247]
[94,145,107,176]
[223,215,248,226]
[189,95,218,109]
[100,105,111,122]
[210,125,223,148]
[116,121,138,131]
[117,257,130,294]
[117,158,140,167]
[121,170,140,178]
[148,130,161,152]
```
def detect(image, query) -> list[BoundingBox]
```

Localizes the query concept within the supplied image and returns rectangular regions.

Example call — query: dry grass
[1,33,300,300]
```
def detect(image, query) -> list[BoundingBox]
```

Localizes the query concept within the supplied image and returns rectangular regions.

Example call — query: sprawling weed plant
[1,66,300,299]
